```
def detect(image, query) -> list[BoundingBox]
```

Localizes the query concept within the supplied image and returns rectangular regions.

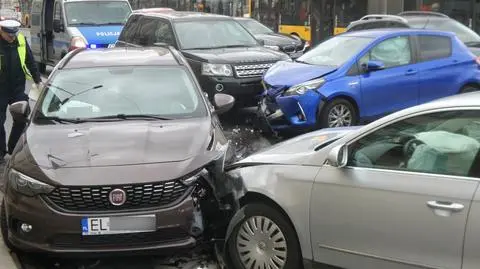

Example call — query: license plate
[81,215,156,235]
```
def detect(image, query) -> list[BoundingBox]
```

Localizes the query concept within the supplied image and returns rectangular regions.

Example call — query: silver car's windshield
[65,1,131,26]
[296,36,373,67]
[35,66,207,121]
[173,20,259,50]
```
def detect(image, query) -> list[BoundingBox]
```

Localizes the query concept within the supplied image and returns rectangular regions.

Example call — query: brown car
[0,45,236,255]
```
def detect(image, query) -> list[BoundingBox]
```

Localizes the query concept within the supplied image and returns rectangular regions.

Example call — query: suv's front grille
[44,180,190,212]
[234,63,275,78]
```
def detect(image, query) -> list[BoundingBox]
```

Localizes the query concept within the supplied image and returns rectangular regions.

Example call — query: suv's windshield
[65,1,132,26]
[296,36,373,67]
[35,66,207,122]
[236,19,273,35]
[173,20,259,50]
[408,18,480,44]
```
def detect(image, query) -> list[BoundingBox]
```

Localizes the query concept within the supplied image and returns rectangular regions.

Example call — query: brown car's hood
[25,118,212,169]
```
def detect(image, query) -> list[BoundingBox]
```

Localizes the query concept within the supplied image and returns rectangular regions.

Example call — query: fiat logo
[109,189,126,206]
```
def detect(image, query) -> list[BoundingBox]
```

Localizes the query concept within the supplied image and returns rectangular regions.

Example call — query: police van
[30,0,132,73]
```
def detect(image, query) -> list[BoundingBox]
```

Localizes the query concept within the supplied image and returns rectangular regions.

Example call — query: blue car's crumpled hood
[263,60,337,93]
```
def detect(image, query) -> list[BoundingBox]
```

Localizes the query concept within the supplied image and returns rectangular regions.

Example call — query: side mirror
[9,101,30,122]
[213,93,235,115]
[257,39,265,46]
[53,19,64,32]
[326,144,348,168]
[363,60,385,72]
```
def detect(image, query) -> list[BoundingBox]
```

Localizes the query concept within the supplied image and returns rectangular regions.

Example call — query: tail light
[69,36,87,51]
[475,56,480,65]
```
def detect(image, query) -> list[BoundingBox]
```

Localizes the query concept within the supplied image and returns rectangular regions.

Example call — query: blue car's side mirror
[363,60,385,72]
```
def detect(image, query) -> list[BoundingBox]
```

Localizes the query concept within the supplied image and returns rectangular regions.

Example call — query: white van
[30,0,132,73]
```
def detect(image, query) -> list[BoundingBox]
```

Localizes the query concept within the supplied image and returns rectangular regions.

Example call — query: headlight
[284,78,326,96]
[264,45,280,51]
[202,63,233,77]
[8,169,55,197]
[180,168,209,186]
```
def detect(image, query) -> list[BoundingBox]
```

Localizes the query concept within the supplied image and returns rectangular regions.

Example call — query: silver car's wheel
[327,104,352,127]
[236,216,288,269]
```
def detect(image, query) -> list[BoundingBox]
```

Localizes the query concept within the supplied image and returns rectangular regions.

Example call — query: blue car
[259,29,480,133]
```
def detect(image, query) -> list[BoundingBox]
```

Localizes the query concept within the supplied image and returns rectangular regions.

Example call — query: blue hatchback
[258,29,480,132]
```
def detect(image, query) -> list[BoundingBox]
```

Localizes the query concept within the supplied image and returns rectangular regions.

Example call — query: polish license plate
[81,215,156,235]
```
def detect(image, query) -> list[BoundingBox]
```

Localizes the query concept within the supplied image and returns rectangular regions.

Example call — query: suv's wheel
[460,85,480,94]
[227,204,301,269]
[1,199,16,251]
[318,98,358,128]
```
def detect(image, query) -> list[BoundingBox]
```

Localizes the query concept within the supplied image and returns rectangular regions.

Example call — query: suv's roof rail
[398,11,449,18]
[359,14,408,23]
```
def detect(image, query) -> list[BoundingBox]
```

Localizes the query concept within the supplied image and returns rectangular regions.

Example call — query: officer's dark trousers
[0,83,28,156]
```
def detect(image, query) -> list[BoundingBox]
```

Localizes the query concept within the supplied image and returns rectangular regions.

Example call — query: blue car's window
[36,66,207,120]
[296,36,373,67]
[65,1,131,26]
[359,36,412,69]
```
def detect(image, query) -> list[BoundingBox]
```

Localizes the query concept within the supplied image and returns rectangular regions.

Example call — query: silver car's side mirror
[327,144,348,168]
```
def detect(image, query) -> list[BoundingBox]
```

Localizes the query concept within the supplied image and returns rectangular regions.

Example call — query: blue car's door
[358,35,419,120]
[413,34,466,104]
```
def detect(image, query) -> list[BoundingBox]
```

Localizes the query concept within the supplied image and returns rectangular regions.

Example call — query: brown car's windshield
[35,66,208,121]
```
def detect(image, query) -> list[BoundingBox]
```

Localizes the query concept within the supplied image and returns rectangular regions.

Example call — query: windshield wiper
[295,59,311,64]
[69,22,100,26]
[86,114,174,121]
[35,115,85,124]
[214,45,253,49]
[95,22,124,25]
[60,85,103,105]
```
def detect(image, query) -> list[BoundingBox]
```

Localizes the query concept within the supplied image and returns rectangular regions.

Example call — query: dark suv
[1,46,236,255]
[346,11,480,56]
[115,11,290,107]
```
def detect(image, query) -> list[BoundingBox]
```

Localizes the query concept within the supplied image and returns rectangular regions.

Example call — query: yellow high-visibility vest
[17,33,33,81]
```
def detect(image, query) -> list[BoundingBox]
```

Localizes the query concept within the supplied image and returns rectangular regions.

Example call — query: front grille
[44,180,190,212]
[49,228,190,248]
[282,45,296,53]
[234,63,275,78]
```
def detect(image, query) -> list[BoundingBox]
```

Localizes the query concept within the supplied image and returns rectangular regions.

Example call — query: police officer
[0,20,42,162]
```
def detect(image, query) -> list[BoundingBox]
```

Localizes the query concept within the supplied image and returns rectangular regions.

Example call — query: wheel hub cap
[328,104,352,127]
[236,216,287,269]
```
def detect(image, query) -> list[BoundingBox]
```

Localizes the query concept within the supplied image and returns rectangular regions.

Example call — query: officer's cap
[0,20,21,36]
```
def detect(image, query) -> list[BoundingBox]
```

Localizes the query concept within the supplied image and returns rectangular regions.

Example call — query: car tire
[460,85,480,94]
[227,203,302,269]
[1,199,17,252]
[318,98,358,129]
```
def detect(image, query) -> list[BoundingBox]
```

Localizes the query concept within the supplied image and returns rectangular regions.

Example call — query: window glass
[297,35,373,67]
[359,36,412,69]
[118,15,140,43]
[35,66,207,121]
[173,20,258,50]
[64,1,131,25]
[133,17,158,46]
[348,110,480,177]
[155,20,176,46]
[417,35,452,62]
[54,2,61,20]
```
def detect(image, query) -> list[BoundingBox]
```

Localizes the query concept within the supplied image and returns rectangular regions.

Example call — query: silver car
[224,92,480,269]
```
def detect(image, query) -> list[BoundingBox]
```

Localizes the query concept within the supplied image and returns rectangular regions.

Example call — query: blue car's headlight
[8,169,55,197]
[202,63,233,77]
[284,78,326,96]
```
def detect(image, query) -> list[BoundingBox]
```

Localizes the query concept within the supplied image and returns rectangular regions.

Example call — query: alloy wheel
[327,104,352,127]
[236,216,288,269]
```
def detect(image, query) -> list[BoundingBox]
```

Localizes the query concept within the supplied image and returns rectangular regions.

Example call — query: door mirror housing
[363,60,385,72]
[257,39,265,46]
[212,93,235,115]
[327,144,348,168]
[53,19,64,32]
[9,101,30,122]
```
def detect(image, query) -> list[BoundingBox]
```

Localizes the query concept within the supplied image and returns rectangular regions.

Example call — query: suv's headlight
[8,169,55,197]
[202,63,233,77]
[284,78,326,96]
[264,45,280,51]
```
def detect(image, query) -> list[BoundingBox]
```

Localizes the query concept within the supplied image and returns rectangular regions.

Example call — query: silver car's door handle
[427,201,464,212]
